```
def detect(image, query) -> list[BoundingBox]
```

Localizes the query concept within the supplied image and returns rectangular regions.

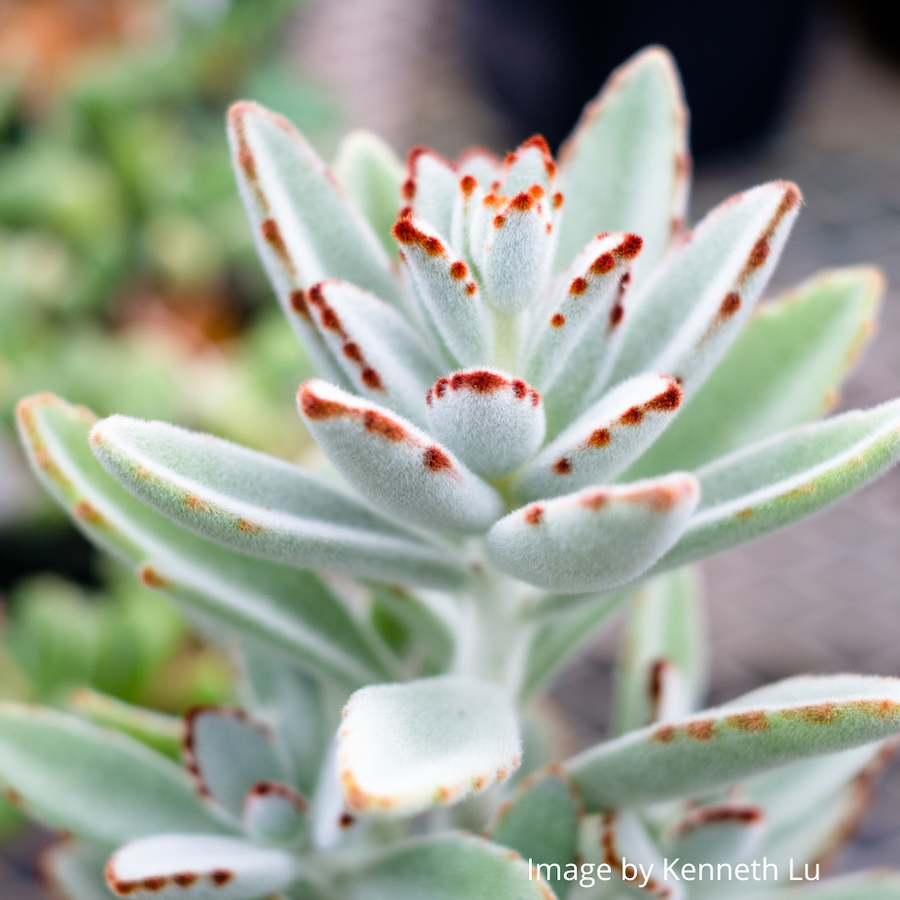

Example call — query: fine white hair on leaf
[426,368,545,478]
[297,379,505,535]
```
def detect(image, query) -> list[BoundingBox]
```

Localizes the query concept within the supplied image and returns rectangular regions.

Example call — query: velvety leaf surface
[0,705,230,846]
[105,834,299,900]
[487,473,699,593]
[336,675,521,817]
[298,380,504,534]
[555,46,689,284]
[184,707,287,818]
[654,398,900,572]
[517,374,682,502]
[404,147,458,242]
[241,782,308,845]
[426,368,545,478]
[337,833,554,900]
[333,130,404,257]
[525,232,641,436]
[612,568,707,736]
[610,181,801,393]
[88,411,467,587]
[228,102,400,305]
[297,279,440,424]
[16,394,399,686]
[489,770,579,898]
[482,189,554,316]
[394,214,490,367]
[627,266,884,477]
[565,675,900,811]
[601,810,683,900]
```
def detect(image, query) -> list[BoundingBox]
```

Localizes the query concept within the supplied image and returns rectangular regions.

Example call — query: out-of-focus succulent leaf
[488,770,579,898]
[517,588,630,699]
[602,810,683,900]
[757,871,900,899]
[88,410,467,588]
[298,380,504,534]
[394,214,490,368]
[184,706,287,817]
[487,473,699,593]
[610,181,801,393]
[612,567,706,736]
[565,674,900,811]
[333,130,404,256]
[42,841,115,900]
[16,394,399,686]
[425,368,545,478]
[654,399,900,572]
[667,801,766,867]
[242,781,308,846]
[0,705,231,845]
[627,266,884,477]
[105,834,300,900]
[555,46,689,285]
[238,645,328,798]
[337,833,553,900]
[517,374,682,501]
[336,675,521,817]
[68,688,182,760]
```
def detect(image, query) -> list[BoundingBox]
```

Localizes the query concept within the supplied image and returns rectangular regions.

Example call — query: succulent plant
[9,46,900,900]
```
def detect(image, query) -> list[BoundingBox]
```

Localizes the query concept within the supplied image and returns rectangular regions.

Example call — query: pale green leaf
[394,214,490,368]
[612,568,707,736]
[242,782,308,846]
[298,380,504,534]
[487,473,699,593]
[0,704,231,845]
[405,148,458,242]
[68,687,182,760]
[426,368,545,479]
[601,810,683,899]
[16,394,399,687]
[337,833,555,900]
[106,834,299,900]
[628,266,884,477]
[336,675,521,817]
[517,589,630,700]
[667,802,765,867]
[517,374,682,502]
[184,706,287,818]
[565,674,900,811]
[87,410,467,588]
[555,46,689,284]
[238,645,327,797]
[653,399,900,572]
[756,870,900,899]
[228,102,401,305]
[299,278,440,424]
[609,181,801,394]
[333,130,404,257]
[489,770,579,898]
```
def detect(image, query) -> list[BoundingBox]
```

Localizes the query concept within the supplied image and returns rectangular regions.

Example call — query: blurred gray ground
[7,4,900,897]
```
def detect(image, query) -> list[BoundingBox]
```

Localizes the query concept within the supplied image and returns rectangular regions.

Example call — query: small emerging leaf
[43,841,115,900]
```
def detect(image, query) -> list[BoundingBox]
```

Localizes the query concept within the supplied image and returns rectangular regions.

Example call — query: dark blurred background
[3,0,900,894]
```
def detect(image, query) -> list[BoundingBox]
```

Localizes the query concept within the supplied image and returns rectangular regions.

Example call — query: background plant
[7,45,900,900]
